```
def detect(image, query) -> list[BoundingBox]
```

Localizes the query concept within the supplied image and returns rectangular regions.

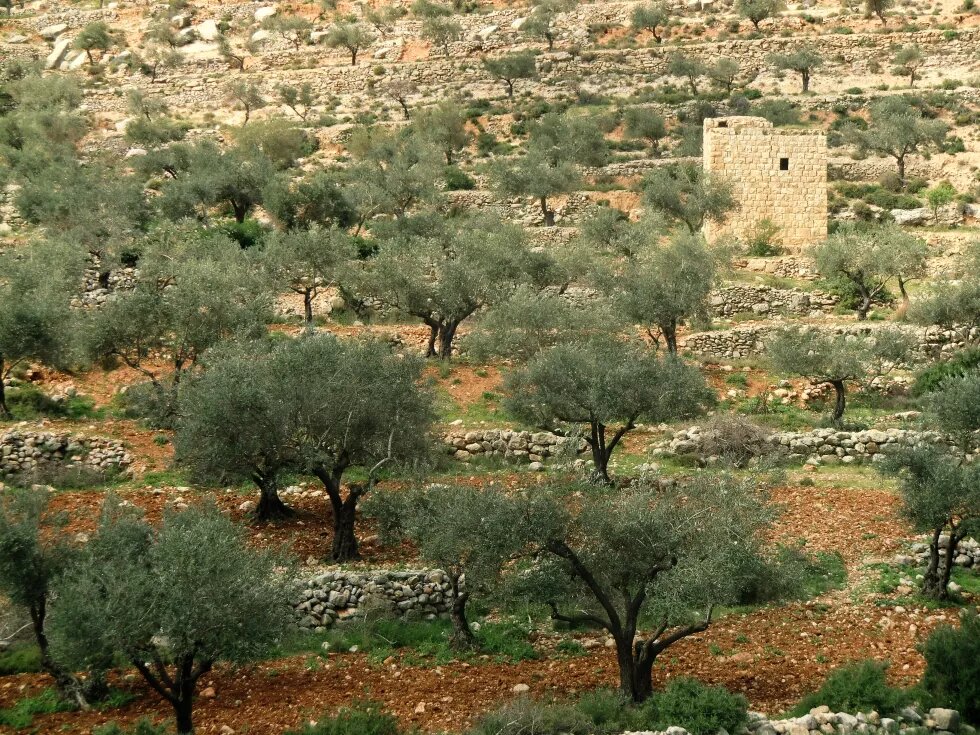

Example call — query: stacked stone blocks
[703,117,827,250]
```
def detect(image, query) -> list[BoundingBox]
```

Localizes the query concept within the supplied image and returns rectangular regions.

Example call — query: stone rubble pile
[653,425,960,466]
[292,569,453,631]
[443,429,588,468]
[626,706,969,735]
[0,427,132,478]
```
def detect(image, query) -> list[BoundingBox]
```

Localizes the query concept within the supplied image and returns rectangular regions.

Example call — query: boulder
[254,5,277,22]
[39,23,68,41]
[44,37,72,69]
[194,19,221,41]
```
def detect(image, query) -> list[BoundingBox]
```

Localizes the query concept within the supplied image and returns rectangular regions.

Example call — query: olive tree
[74,22,118,64]
[357,214,557,359]
[494,111,608,226]
[421,15,462,56]
[277,82,317,121]
[925,371,980,448]
[483,52,537,98]
[413,101,471,165]
[630,2,670,42]
[175,342,298,521]
[276,336,434,561]
[147,140,275,222]
[262,14,313,50]
[707,57,742,94]
[736,0,784,30]
[0,242,81,417]
[84,226,272,402]
[880,447,980,600]
[610,230,722,354]
[0,487,98,707]
[866,0,893,24]
[667,53,704,95]
[224,80,266,126]
[516,474,794,702]
[891,45,925,87]
[521,0,574,50]
[48,501,294,735]
[505,338,714,484]
[322,22,374,65]
[623,107,667,155]
[262,169,356,231]
[769,47,823,92]
[364,485,523,649]
[262,226,356,326]
[767,326,914,422]
[813,222,928,319]
[642,162,736,234]
[345,126,444,225]
[846,96,947,183]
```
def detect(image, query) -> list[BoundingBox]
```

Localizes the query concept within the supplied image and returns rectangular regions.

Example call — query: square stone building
[702,116,827,250]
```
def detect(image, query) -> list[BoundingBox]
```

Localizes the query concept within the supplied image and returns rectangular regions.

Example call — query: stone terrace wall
[0,428,132,478]
[682,324,980,361]
[292,569,453,631]
[443,429,587,467]
[653,425,959,465]
[710,285,838,318]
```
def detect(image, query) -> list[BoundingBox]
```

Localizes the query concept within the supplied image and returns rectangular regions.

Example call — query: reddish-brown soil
[9,459,965,735]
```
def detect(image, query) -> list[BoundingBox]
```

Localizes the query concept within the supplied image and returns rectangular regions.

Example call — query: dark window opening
[718,121,728,128]
[779,157,789,171]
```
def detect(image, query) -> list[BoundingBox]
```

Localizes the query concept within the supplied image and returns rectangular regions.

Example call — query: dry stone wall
[703,117,827,249]
[682,324,980,361]
[292,569,453,631]
[0,427,132,478]
[710,285,838,318]
[443,428,587,468]
[654,425,961,465]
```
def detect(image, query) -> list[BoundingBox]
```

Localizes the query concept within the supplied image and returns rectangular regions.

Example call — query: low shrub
[286,701,402,735]
[920,608,980,724]
[787,660,912,717]
[640,677,749,735]
[910,348,980,396]
[444,165,476,191]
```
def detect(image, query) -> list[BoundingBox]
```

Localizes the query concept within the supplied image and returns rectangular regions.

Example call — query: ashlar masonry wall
[703,117,827,250]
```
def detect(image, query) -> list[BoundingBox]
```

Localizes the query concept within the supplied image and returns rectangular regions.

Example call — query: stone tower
[702,117,827,250]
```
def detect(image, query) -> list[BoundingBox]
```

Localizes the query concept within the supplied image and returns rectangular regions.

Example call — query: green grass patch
[4,384,104,422]
[285,617,539,668]
[0,688,74,729]
[0,644,42,675]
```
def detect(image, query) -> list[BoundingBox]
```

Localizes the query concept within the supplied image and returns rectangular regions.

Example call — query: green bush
[286,702,402,735]
[219,218,266,249]
[640,677,748,735]
[787,661,911,717]
[920,609,980,724]
[4,384,101,421]
[444,165,476,191]
[910,348,980,396]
